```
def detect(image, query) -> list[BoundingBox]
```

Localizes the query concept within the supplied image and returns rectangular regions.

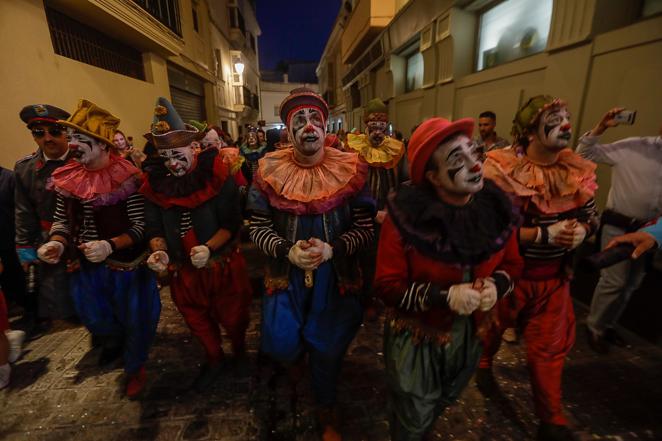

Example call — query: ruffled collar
[140,148,228,209]
[254,147,368,215]
[387,180,520,265]
[51,156,142,207]
[346,134,405,169]
[484,148,597,214]
[240,143,269,159]
[218,147,245,175]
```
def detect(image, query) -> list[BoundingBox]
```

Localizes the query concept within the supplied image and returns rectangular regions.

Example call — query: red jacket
[374,215,523,344]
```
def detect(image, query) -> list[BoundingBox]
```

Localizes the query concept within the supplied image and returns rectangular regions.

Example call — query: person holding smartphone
[577,108,662,354]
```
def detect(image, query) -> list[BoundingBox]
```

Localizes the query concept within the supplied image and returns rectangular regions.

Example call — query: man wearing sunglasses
[14,104,75,337]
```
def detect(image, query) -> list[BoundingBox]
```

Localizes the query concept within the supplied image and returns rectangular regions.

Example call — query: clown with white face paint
[240,127,270,185]
[140,97,252,393]
[346,98,406,321]
[374,117,522,440]
[39,99,160,400]
[481,96,599,441]
[247,87,375,440]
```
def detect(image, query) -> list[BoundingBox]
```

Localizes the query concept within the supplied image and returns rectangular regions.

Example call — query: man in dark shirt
[14,104,74,334]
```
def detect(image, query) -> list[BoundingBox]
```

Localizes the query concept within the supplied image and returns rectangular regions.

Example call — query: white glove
[37,241,64,264]
[147,250,169,272]
[307,237,333,262]
[570,223,587,249]
[447,283,482,315]
[546,220,571,245]
[478,278,498,311]
[288,240,322,271]
[80,240,113,263]
[190,245,211,269]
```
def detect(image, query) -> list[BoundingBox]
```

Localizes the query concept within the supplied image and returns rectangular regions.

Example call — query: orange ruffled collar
[346,134,404,169]
[255,147,368,215]
[484,148,597,214]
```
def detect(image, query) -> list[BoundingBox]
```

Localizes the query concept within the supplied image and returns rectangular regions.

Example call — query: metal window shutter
[170,86,205,123]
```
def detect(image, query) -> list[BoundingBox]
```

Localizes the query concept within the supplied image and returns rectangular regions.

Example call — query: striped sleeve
[125,193,145,243]
[50,194,70,239]
[579,198,599,237]
[491,270,514,298]
[249,212,292,259]
[397,282,448,312]
[332,206,374,257]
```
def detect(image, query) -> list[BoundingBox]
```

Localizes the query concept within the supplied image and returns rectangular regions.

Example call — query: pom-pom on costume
[141,98,252,391]
[374,117,523,439]
[43,99,160,398]
[480,95,599,439]
[247,88,375,438]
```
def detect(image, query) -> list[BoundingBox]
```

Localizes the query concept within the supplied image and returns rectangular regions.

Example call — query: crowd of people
[0,88,660,441]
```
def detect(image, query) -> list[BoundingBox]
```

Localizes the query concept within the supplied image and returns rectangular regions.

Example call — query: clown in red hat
[374,116,523,439]
[247,87,375,440]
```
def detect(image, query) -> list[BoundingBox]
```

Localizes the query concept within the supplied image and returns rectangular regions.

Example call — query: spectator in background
[113,129,146,169]
[257,128,266,147]
[577,108,662,354]
[476,111,509,151]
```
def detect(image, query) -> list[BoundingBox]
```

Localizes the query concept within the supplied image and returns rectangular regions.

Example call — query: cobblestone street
[1,246,662,441]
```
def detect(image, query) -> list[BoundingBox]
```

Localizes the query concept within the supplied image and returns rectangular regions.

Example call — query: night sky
[256,0,341,70]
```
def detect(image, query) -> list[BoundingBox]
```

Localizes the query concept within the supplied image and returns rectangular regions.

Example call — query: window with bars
[45,7,145,81]
[133,0,182,36]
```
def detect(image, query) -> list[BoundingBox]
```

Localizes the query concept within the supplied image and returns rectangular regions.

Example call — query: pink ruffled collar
[51,156,142,206]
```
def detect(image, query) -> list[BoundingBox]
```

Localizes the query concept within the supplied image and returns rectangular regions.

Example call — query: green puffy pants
[384,316,483,440]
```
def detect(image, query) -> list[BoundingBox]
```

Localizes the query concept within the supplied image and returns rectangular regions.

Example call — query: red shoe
[126,367,146,399]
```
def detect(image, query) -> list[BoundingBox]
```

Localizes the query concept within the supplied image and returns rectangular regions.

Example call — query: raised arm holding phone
[577,108,662,354]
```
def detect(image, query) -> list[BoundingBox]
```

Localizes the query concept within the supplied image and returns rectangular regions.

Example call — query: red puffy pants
[171,232,252,362]
[480,264,575,425]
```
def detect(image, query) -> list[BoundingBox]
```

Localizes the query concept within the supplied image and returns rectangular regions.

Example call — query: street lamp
[234,62,245,75]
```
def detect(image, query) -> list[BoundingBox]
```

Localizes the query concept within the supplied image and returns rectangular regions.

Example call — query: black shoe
[192,361,224,392]
[537,423,580,441]
[585,326,609,354]
[91,334,105,348]
[98,340,124,367]
[604,328,627,347]
[475,367,498,396]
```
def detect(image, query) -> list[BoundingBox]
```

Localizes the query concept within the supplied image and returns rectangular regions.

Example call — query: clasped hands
[447,278,498,315]
[287,238,333,271]
[545,219,586,250]
[38,240,114,264]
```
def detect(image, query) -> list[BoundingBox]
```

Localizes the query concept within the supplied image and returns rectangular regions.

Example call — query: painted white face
[427,134,484,195]
[68,130,108,167]
[367,120,387,147]
[247,132,258,147]
[537,106,572,150]
[289,108,326,156]
[113,132,128,151]
[159,146,195,176]
[201,129,220,150]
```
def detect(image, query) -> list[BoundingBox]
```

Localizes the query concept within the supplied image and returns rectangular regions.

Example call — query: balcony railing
[133,0,182,36]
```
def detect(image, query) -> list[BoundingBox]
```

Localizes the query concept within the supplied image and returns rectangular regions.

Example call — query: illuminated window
[405,46,423,92]
[476,0,553,71]
[642,0,662,17]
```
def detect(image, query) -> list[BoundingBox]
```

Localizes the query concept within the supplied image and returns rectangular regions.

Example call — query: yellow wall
[0,1,172,168]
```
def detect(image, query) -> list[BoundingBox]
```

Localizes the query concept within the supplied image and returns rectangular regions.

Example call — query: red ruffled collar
[254,147,368,215]
[51,156,142,206]
[140,150,229,209]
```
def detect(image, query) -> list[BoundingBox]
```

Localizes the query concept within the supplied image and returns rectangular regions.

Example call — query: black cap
[19,104,70,128]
